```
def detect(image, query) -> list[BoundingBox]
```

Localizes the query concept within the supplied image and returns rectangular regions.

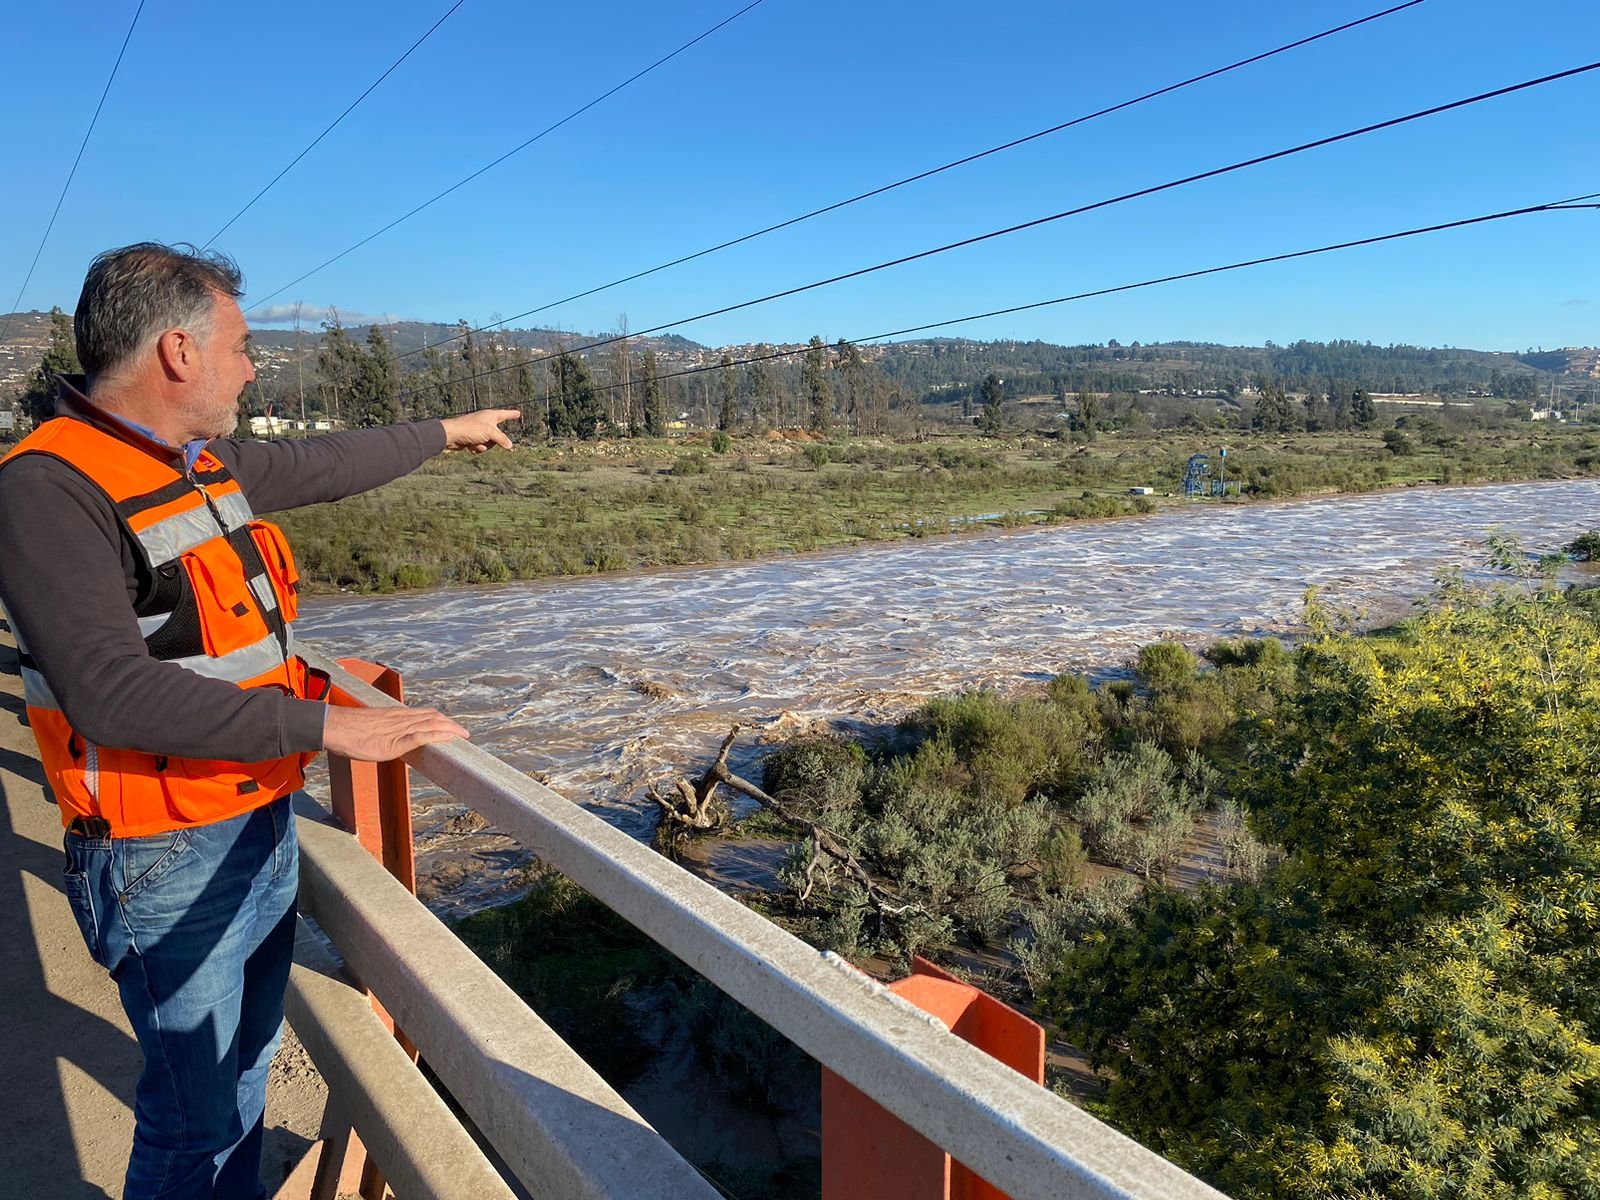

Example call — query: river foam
[299,480,1598,910]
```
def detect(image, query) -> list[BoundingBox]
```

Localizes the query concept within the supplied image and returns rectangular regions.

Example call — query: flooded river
[299,480,1598,911]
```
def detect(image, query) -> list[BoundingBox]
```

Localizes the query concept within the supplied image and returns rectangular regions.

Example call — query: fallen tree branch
[657,724,927,919]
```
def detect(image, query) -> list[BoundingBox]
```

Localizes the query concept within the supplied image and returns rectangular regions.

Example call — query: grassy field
[269,425,1600,593]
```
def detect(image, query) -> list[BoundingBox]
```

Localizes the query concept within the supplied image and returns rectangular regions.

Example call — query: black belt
[67,816,113,838]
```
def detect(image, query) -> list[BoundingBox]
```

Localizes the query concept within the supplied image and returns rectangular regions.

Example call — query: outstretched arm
[218,409,522,513]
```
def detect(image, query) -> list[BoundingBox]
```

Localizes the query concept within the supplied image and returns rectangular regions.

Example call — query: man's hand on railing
[323,704,470,763]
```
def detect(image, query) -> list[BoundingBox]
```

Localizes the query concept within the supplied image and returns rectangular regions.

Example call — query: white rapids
[299,479,1598,911]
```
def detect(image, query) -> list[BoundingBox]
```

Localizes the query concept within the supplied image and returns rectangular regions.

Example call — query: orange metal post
[326,659,415,892]
[321,658,416,1200]
[821,956,1047,1200]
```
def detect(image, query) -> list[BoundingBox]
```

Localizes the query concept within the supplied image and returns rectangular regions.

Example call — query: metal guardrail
[292,794,718,1200]
[282,921,517,1200]
[301,647,1229,1200]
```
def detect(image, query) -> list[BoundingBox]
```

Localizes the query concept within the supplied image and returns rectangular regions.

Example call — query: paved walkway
[0,626,328,1199]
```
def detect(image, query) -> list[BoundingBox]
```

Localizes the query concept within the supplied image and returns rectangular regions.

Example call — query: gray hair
[74,243,245,382]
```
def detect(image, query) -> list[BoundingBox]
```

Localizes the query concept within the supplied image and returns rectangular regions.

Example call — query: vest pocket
[157,753,305,824]
[180,538,268,658]
[248,520,302,623]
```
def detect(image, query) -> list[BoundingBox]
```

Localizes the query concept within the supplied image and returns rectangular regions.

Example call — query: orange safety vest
[1,417,318,837]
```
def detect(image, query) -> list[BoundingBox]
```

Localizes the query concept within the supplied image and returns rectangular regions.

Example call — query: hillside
[4,305,1596,410]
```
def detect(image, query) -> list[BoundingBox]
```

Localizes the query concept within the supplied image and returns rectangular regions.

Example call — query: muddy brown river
[299,480,1598,913]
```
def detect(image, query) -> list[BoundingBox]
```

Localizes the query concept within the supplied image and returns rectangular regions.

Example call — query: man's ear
[155,327,201,382]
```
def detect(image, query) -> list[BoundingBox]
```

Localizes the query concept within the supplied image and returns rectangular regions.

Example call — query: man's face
[184,293,256,441]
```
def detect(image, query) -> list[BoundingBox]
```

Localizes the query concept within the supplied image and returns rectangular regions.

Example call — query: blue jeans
[63,796,298,1200]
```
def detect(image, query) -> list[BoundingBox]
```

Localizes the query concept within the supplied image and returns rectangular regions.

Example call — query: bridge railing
[292,646,1229,1200]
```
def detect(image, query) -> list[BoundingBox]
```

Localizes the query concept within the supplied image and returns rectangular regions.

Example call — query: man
[0,242,519,1199]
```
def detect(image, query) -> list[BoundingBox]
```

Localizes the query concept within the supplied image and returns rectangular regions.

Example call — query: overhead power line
[402,0,1428,361]
[412,59,1600,399]
[202,0,468,248]
[0,0,145,344]
[424,197,1598,415]
[244,0,769,314]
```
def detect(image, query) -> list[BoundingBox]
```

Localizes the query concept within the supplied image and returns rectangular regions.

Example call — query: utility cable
[1,0,145,344]
[413,60,1600,398]
[420,197,1597,414]
[400,0,1427,360]
[202,0,468,248]
[244,0,768,314]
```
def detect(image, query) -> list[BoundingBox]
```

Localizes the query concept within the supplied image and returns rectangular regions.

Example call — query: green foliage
[20,306,79,426]
[1350,388,1378,429]
[1068,743,1199,880]
[709,430,732,455]
[1041,591,1600,1200]
[547,348,606,439]
[1381,427,1416,456]
[761,735,867,826]
[453,867,673,1087]
[977,372,1006,434]
[763,729,1053,960]
[804,444,830,470]
[456,866,816,1120]
[1564,529,1600,561]
[906,688,1102,805]
[267,428,1600,596]
[640,349,666,437]
[803,336,833,434]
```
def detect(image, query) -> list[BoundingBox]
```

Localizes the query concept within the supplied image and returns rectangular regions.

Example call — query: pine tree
[717,352,737,431]
[977,371,1005,434]
[20,306,81,427]
[802,336,833,435]
[641,350,665,437]
[837,339,865,434]
[747,351,771,430]
[1351,388,1377,429]
[338,325,400,428]
[547,349,604,439]
[315,311,360,426]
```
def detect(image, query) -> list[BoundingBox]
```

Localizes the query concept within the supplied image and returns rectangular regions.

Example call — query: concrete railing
[297,647,1228,1200]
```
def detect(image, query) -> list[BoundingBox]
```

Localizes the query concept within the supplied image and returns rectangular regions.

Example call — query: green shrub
[709,430,732,454]
[760,736,868,825]
[1564,529,1600,561]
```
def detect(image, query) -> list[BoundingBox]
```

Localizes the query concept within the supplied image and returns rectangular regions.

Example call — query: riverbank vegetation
[269,424,1600,593]
[452,546,1600,1197]
[645,552,1600,1198]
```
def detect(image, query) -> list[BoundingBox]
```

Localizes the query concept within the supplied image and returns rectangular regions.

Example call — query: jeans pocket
[117,828,192,901]
[62,863,106,967]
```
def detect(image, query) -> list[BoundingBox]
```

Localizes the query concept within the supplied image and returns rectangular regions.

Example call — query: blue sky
[4,0,1597,351]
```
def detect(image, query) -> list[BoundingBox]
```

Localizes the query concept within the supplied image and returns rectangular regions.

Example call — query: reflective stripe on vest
[167,627,293,684]
[19,663,60,712]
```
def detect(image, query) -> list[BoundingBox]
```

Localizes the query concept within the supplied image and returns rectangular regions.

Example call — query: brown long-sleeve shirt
[0,387,445,764]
